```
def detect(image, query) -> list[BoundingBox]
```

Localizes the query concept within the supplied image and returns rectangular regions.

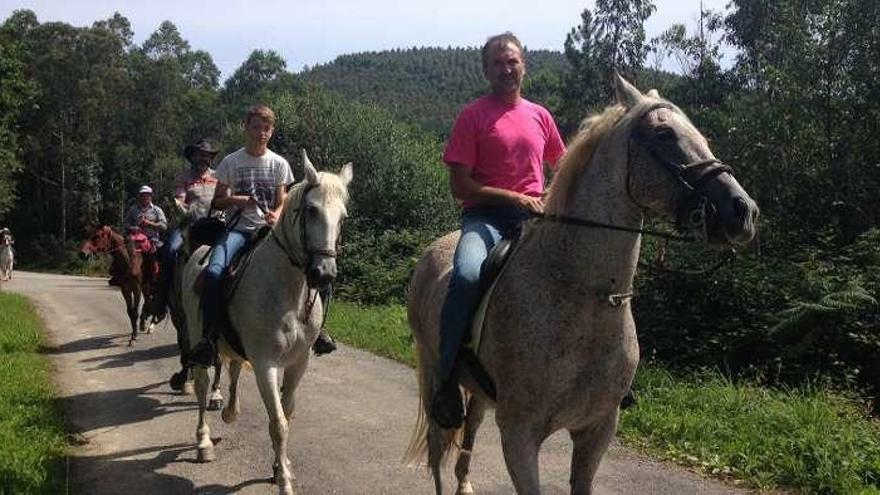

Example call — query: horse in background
[0,228,13,281]
[405,75,759,494]
[179,151,352,495]
[79,225,163,345]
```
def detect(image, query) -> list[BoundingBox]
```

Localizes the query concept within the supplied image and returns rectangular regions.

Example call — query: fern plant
[770,283,877,355]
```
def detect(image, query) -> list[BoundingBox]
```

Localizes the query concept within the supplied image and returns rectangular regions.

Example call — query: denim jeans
[436,206,528,382]
[201,230,248,337]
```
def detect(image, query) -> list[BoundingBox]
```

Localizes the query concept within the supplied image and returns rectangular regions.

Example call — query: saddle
[127,233,160,280]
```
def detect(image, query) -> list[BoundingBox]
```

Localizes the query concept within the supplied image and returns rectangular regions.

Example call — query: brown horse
[80,225,162,346]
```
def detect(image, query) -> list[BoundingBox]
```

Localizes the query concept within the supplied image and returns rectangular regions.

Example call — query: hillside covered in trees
[1,0,880,421]
[301,47,570,135]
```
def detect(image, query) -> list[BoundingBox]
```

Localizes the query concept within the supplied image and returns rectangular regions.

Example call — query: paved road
[5,271,747,494]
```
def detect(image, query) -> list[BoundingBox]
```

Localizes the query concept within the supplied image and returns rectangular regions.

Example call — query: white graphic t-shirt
[215,148,294,233]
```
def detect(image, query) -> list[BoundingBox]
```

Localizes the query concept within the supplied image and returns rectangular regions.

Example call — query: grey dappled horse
[179,150,352,495]
[406,75,759,495]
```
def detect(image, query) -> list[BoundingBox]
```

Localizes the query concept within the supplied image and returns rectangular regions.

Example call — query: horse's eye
[305,205,318,215]
[656,128,676,142]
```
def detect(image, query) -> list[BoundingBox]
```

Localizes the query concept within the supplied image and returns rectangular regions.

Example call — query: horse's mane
[545,98,678,214]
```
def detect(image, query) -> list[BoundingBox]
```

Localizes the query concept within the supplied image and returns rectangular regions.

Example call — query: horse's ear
[614,72,644,109]
[646,88,660,98]
[301,149,319,185]
[338,162,353,187]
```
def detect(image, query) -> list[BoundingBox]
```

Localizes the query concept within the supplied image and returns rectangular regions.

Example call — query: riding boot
[312,284,337,355]
[188,336,216,367]
[189,273,220,368]
[620,388,637,409]
[312,329,337,355]
[431,365,464,429]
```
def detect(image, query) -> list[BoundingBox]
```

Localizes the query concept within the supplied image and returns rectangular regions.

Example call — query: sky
[0,0,731,80]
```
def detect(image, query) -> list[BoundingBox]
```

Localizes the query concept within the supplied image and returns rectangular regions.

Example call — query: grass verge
[327,300,880,494]
[0,292,69,494]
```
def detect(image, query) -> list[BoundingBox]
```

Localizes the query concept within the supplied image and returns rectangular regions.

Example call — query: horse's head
[615,74,759,245]
[278,149,353,289]
[79,225,114,259]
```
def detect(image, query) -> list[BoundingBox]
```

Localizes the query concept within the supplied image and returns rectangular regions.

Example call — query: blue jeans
[436,206,528,382]
[201,230,248,338]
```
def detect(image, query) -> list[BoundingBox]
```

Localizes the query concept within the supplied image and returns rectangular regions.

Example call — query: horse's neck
[536,142,643,289]
[241,230,313,320]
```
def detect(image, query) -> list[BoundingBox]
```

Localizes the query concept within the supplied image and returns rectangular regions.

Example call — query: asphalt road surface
[5,271,749,494]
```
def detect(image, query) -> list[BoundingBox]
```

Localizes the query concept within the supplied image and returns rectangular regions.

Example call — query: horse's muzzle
[306,258,337,289]
[708,194,759,245]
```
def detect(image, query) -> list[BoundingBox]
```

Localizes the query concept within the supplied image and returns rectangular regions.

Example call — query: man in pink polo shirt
[432,32,566,428]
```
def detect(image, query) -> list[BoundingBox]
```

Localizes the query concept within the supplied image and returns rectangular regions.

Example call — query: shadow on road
[40,334,127,355]
[58,381,197,433]
[81,343,180,370]
[71,443,199,494]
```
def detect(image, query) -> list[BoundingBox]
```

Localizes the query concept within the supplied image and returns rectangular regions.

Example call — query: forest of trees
[1,0,879,408]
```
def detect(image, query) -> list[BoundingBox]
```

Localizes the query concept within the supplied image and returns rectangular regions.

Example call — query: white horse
[180,150,352,495]
[405,75,759,494]
[0,230,14,281]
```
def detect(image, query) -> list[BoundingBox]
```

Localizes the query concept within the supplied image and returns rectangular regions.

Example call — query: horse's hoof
[456,481,475,495]
[221,407,238,424]
[208,398,224,411]
[196,446,215,463]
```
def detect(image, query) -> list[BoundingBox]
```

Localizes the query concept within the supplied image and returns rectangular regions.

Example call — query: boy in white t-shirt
[189,105,293,366]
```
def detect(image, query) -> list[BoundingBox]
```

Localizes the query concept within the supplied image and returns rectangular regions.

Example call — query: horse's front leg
[568,410,619,495]
[193,366,216,462]
[254,362,294,495]
[122,287,138,346]
[221,360,243,423]
[497,413,545,495]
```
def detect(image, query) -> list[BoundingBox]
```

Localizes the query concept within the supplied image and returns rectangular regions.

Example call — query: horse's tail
[403,341,464,470]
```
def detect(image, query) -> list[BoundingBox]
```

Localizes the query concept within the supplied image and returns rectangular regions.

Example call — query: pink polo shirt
[443,95,566,208]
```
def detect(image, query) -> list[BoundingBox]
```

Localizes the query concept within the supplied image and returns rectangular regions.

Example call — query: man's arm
[448,164,544,213]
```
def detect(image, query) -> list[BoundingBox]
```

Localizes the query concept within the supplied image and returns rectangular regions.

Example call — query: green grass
[0,292,69,494]
[619,366,880,493]
[326,301,415,367]
[328,301,880,494]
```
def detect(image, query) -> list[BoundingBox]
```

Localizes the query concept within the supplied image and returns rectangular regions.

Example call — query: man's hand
[264,210,280,226]
[514,193,544,214]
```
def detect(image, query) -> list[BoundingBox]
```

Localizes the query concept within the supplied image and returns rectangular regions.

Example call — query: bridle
[539,102,735,245]
[270,183,342,269]
[535,101,739,277]
[268,182,345,325]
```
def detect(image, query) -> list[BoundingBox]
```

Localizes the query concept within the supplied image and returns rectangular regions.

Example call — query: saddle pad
[467,277,500,354]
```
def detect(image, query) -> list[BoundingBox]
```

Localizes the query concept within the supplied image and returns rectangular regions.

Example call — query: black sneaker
[620,388,637,410]
[312,330,337,356]
[169,370,188,392]
[188,340,216,367]
[431,379,464,429]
